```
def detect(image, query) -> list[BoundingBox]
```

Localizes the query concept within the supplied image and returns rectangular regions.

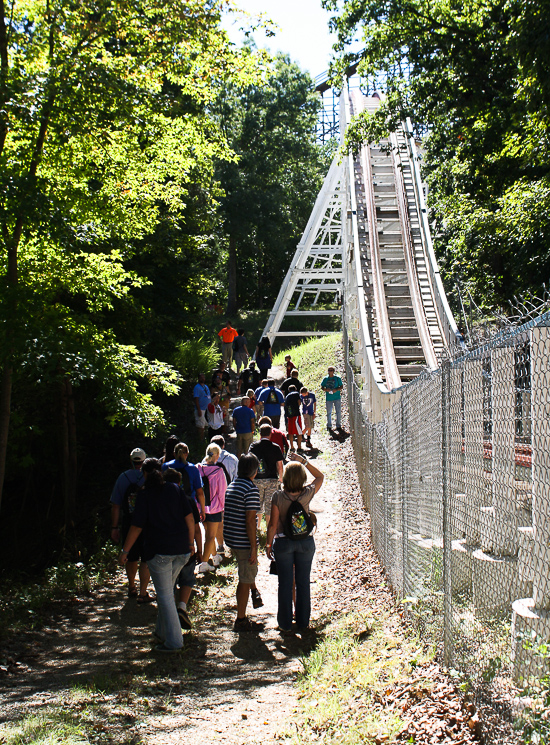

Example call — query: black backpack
[285,393,301,417]
[219,461,231,484]
[170,463,192,497]
[283,495,315,540]
[122,473,143,516]
[266,388,279,405]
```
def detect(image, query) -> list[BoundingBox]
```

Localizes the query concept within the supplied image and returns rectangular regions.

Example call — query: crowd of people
[110,324,343,652]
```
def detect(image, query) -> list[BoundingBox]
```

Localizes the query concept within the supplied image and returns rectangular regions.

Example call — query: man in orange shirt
[217,321,238,369]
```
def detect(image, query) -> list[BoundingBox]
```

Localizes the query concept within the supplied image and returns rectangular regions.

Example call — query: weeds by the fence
[286,611,432,744]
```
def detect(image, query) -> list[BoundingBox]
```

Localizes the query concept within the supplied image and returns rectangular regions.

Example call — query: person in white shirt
[206,392,225,440]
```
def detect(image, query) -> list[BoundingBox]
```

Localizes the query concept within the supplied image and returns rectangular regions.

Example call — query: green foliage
[0,710,89,745]
[515,635,550,744]
[290,611,429,744]
[273,334,341,387]
[273,334,341,426]
[0,0,265,446]
[173,336,220,380]
[0,0,267,562]
[213,53,331,312]
[0,542,119,638]
[324,0,550,308]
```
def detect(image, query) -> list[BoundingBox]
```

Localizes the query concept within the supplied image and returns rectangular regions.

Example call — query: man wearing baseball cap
[110,448,153,603]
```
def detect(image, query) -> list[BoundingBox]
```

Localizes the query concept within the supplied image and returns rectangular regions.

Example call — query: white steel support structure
[262,85,462,423]
[260,155,345,342]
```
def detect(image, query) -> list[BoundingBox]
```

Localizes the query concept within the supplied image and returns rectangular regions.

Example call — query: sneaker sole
[178,612,192,630]
[233,622,264,632]
[154,645,183,653]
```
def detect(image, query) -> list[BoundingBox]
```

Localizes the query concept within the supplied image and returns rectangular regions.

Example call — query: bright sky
[222,0,337,79]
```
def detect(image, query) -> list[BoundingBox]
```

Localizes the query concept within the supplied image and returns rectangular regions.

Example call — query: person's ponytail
[142,457,162,486]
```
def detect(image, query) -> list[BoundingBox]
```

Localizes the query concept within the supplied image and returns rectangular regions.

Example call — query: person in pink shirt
[197,443,228,572]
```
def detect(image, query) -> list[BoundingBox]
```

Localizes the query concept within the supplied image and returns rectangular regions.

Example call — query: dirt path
[0,426,348,743]
[0,364,480,745]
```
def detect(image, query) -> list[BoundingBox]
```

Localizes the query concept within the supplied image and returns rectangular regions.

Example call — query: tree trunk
[0,364,12,513]
[257,243,263,309]
[226,234,238,316]
[0,84,56,512]
[0,1,10,157]
[60,376,78,544]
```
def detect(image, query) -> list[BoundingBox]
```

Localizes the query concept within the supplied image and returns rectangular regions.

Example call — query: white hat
[130,447,146,462]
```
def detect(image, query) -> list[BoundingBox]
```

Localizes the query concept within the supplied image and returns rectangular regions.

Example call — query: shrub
[173,336,219,380]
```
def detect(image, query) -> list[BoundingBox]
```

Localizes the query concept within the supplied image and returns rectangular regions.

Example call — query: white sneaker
[197,561,215,573]
[211,554,223,567]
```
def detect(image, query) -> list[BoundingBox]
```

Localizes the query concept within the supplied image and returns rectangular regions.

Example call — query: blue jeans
[326,399,342,428]
[273,536,315,630]
[147,553,189,649]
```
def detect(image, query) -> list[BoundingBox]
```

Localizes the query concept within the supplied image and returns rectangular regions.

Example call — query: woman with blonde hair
[197,443,228,572]
[266,453,324,632]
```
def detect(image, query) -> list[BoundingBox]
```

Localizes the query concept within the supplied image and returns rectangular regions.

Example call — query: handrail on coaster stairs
[260,84,464,422]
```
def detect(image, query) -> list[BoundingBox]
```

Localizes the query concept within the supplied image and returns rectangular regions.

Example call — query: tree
[323,0,550,310]
[0,0,262,512]
[213,53,331,315]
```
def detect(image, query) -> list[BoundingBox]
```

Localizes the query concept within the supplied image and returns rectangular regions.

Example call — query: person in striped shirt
[223,453,263,632]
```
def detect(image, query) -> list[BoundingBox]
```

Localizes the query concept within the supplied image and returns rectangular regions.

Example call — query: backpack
[266,388,279,405]
[201,471,212,507]
[171,464,192,498]
[283,495,315,540]
[200,464,225,507]
[258,346,268,359]
[122,473,143,516]
[217,461,231,484]
[285,393,301,418]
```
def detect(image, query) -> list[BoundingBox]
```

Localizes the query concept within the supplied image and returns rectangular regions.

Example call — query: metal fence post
[442,357,453,668]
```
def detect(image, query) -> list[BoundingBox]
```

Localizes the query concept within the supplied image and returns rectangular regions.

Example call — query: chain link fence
[344,312,550,743]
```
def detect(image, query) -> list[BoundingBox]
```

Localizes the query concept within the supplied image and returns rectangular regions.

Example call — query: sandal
[128,586,138,598]
[137,592,155,604]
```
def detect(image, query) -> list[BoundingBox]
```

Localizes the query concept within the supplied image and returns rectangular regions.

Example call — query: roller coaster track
[262,87,463,420]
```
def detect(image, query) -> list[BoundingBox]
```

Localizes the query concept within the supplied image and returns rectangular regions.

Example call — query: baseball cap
[130,447,146,462]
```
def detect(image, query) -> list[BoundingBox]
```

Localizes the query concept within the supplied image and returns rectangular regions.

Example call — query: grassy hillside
[272,334,342,431]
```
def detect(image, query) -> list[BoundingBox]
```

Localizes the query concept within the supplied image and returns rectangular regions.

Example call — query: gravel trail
[0,362,480,745]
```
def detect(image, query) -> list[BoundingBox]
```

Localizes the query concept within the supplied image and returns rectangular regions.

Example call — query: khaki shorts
[232,548,259,584]
[303,413,314,429]
[195,409,207,428]
[256,478,280,518]
[236,431,254,454]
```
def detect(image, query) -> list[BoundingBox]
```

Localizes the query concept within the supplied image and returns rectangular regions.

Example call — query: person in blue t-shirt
[110,447,151,603]
[193,373,211,441]
[254,379,268,418]
[232,397,256,458]
[258,379,284,428]
[300,387,317,447]
[162,442,206,521]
